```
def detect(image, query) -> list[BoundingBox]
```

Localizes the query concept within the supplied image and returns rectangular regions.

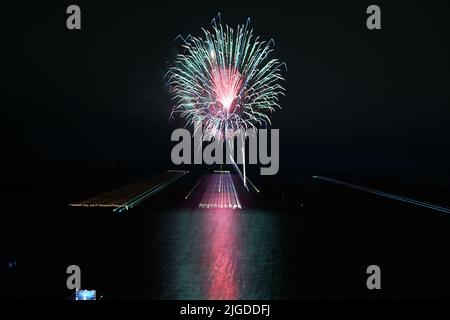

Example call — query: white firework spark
[167,16,286,139]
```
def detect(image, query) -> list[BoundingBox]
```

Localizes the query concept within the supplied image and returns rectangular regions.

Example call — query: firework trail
[167,15,286,188]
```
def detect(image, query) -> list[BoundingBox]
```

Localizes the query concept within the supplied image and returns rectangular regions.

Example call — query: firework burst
[167,16,286,139]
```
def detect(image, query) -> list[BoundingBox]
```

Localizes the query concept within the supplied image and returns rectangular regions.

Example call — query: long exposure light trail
[69,170,188,213]
[199,171,241,209]
[313,175,450,214]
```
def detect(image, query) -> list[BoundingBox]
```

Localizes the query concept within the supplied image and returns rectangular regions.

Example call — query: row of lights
[199,204,242,209]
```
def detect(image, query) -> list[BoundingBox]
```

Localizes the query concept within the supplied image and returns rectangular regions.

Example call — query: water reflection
[203,209,240,299]
[157,208,282,299]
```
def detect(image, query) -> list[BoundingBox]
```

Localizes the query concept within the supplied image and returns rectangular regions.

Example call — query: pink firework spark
[211,67,243,114]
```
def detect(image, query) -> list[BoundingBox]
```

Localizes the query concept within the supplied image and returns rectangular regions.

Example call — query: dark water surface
[3,172,450,299]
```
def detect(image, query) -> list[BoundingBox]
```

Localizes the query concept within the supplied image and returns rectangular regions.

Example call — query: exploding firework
[167,16,286,138]
[166,15,286,189]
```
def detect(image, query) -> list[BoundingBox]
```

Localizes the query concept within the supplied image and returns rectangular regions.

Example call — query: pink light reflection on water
[203,208,240,300]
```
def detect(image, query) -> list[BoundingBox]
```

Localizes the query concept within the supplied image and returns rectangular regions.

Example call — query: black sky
[2,0,449,189]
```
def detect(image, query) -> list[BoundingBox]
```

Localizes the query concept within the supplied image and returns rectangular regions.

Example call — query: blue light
[8,258,16,269]
[75,289,96,301]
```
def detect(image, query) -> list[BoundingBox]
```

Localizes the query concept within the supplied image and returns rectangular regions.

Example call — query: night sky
[2,0,449,193]
[2,0,450,303]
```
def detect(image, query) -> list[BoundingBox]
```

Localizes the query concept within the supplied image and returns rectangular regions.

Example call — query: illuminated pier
[199,171,242,209]
[69,170,188,213]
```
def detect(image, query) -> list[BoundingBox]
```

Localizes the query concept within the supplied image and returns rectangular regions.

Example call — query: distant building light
[8,258,17,269]
[75,289,96,300]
